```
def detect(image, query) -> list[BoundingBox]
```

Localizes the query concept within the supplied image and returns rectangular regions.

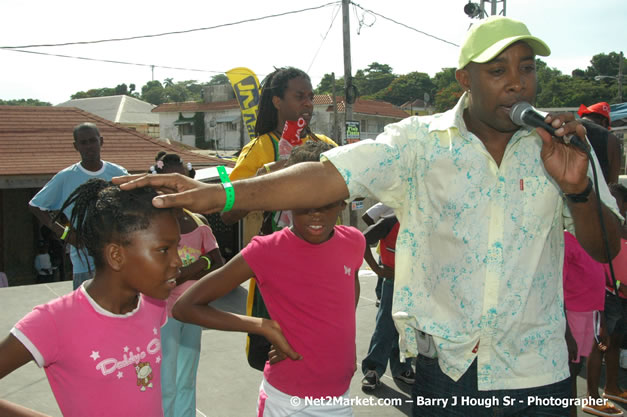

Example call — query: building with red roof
[0,105,234,285]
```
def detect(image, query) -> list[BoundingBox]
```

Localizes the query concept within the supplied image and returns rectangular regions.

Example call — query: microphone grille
[509,101,532,126]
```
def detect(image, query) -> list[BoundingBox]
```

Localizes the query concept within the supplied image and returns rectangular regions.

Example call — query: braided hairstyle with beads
[53,178,171,269]
[149,151,196,178]
[255,67,319,140]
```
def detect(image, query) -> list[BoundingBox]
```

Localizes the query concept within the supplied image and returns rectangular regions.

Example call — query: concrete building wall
[158,112,196,147]
[205,110,243,150]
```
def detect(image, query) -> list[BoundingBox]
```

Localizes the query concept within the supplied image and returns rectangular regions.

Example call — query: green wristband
[60,226,70,241]
[217,166,234,212]
[199,256,211,270]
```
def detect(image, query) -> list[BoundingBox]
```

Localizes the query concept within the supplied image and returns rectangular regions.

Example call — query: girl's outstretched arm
[172,254,301,361]
[0,335,50,417]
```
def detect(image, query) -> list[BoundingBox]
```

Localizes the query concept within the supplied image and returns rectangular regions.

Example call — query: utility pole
[478,0,506,17]
[342,0,358,227]
[331,72,340,144]
[619,51,624,103]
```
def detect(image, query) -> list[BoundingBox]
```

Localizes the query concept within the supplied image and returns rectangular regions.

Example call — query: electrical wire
[0,2,341,50]
[350,1,459,47]
[1,48,262,78]
[306,4,341,73]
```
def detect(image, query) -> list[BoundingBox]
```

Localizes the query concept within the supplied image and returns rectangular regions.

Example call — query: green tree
[354,62,397,97]
[164,83,189,103]
[141,80,166,105]
[535,58,618,106]
[177,80,206,101]
[584,52,625,78]
[208,74,229,85]
[371,72,435,106]
[315,73,344,94]
[432,68,457,91]
[70,83,135,99]
[434,82,463,112]
[0,98,51,106]
[432,67,462,112]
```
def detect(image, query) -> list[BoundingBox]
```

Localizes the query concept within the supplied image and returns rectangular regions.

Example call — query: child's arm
[176,248,225,285]
[0,335,50,417]
[0,400,50,417]
[363,245,394,280]
[172,253,302,361]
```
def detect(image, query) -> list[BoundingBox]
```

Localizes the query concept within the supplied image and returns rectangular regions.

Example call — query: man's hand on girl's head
[112,173,218,213]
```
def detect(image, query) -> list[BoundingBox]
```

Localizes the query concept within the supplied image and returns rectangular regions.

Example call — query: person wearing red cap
[577,102,621,185]
[579,102,612,129]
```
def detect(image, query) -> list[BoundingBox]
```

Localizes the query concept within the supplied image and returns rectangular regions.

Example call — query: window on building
[360,119,368,132]
[179,123,194,136]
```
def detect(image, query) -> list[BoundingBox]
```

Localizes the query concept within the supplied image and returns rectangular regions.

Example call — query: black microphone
[509,102,588,151]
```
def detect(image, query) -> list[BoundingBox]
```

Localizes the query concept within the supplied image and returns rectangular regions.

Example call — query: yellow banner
[226,67,260,141]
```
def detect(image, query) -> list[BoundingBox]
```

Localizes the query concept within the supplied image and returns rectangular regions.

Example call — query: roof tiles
[0,106,232,176]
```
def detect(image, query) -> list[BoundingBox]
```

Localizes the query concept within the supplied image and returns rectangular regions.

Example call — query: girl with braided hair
[0,178,182,417]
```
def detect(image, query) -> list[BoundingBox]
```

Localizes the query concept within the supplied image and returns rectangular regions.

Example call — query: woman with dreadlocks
[0,179,182,417]
[221,67,337,370]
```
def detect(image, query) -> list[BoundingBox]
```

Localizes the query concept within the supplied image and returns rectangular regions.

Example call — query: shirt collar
[427,92,535,144]
[428,92,469,134]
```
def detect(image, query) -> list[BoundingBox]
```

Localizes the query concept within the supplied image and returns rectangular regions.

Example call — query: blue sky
[1,0,625,104]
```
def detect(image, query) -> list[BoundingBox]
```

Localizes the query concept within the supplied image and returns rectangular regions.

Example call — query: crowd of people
[0,15,625,417]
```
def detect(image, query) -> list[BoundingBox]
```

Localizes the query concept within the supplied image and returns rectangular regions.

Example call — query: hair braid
[54,178,170,271]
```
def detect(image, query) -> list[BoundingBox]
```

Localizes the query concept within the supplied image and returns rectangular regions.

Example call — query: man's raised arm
[113,160,349,214]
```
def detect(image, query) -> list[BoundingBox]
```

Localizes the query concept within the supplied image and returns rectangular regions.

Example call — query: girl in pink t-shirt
[0,179,182,417]
[173,141,365,416]
[152,152,225,417]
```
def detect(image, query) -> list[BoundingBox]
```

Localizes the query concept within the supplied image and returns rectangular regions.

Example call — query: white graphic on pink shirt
[95,338,161,377]
[90,351,100,361]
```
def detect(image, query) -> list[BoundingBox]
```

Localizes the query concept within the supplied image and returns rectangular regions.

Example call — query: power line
[1,48,261,78]
[0,2,341,50]
[307,4,342,73]
[350,2,459,48]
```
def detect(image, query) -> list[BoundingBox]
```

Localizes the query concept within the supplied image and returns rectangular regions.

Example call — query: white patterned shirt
[323,94,620,390]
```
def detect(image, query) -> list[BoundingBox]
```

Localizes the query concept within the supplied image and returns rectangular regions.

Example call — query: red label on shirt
[520,179,524,191]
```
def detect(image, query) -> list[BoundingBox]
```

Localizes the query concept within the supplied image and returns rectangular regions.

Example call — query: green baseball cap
[458,16,550,69]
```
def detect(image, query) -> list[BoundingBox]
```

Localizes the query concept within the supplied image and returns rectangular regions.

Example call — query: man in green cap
[115,16,623,416]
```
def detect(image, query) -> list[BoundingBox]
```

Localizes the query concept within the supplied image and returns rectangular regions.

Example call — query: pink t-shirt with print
[241,225,365,398]
[166,224,218,316]
[11,286,167,417]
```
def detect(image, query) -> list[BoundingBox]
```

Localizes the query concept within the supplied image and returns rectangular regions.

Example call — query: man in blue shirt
[29,123,128,289]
